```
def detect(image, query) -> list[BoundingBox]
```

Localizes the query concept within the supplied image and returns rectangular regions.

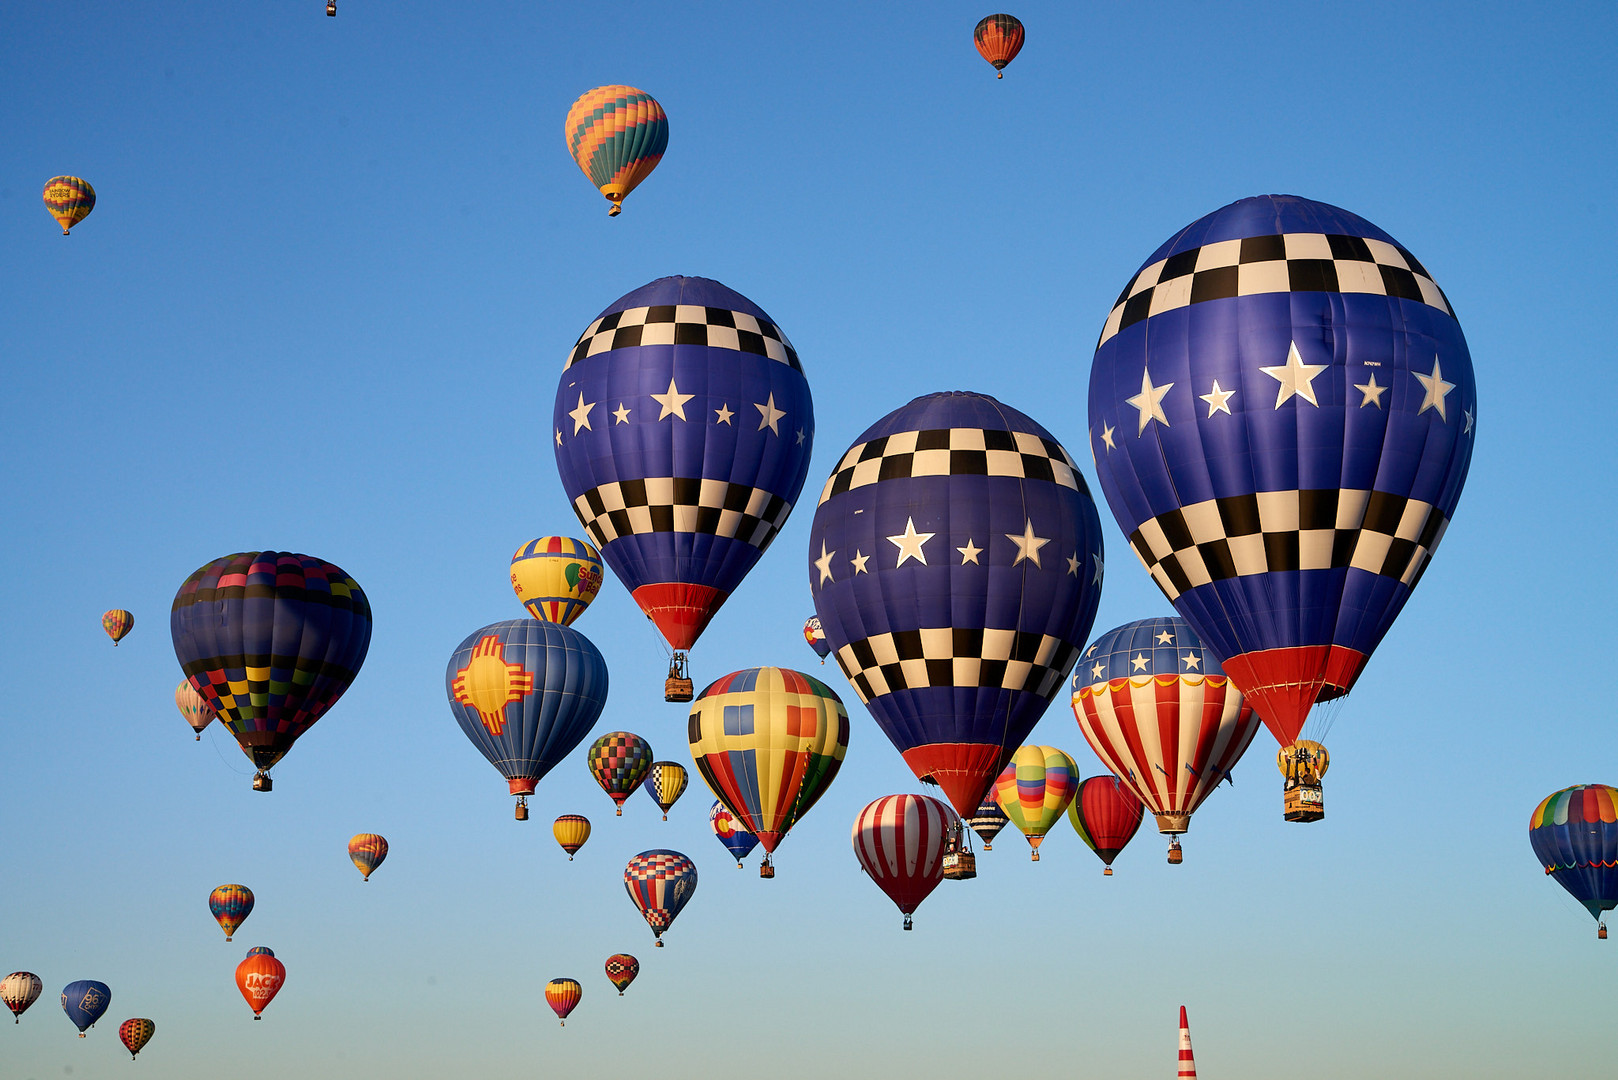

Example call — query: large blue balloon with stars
[1087,195,1476,751]
[808,392,1105,818]
[553,276,814,658]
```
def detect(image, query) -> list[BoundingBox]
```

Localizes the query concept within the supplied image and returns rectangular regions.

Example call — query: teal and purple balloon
[61,980,110,1036]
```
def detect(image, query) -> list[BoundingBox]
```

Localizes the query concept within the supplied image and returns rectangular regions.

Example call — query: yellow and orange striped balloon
[564,86,668,216]
[553,814,591,860]
[43,176,96,235]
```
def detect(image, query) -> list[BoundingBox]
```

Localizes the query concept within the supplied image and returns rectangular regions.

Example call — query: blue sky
[2,2,1614,1077]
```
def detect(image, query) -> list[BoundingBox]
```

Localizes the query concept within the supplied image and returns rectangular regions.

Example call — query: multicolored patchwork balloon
[60,980,109,1036]
[554,277,814,686]
[604,954,639,996]
[623,849,697,947]
[992,745,1079,861]
[446,620,609,817]
[347,834,388,881]
[175,679,216,740]
[973,14,1025,77]
[708,799,759,867]
[565,85,668,217]
[1066,774,1145,875]
[553,814,591,859]
[851,793,955,930]
[688,667,849,876]
[119,1018,155,1059]
[1529,784,1618,937]
[43,176,95,234]
[209,884,254,941]
[545,978,581,1026]
[1,972,42,1023]
[808,392,1104,817]
[1087,195,1476,797]
[171,552,371,789]
[587,732,653,816]
[644,760,688,820]
[510,537,603,626]
[102,609,133,645]
[1071,617,1260,857]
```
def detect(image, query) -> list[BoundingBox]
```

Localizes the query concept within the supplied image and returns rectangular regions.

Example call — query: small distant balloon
[993,745,1079,861]
[966,798,1009,851]
[175,680,216,740]
[209,884,254,940]
[119,1018,155,1059]
[510,537,604,625]
[1067,774,1145,875]
[236,950,285,1019]
[244,946,275,958]
[973,14,1025,77]
[43,176,95,234]
[348,834,388,880]
[554,814,592,860]
[624,849,697,947]
[1,972,42,1023]
[709,800,759,867]
[564,86,668,216]
[803,616,829,663]
[588,732,653,816]
[60,980,110,1037]
[102,609,133,645]
[644,761,688,820]
[1530,784,1618,937]
[545,978,581,1026]
[604,954,639,996]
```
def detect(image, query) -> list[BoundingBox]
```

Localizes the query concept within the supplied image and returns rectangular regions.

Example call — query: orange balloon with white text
[235,951,286,1019]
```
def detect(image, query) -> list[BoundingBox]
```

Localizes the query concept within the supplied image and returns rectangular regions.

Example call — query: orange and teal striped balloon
[564,86,668,217]
[347,833,388,880]
[992,745,1079,861]
[43,176,96,235]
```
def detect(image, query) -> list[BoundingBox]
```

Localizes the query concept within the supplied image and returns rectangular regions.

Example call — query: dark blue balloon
[808,392,1105,816]
[1087,195,1475,747]
[552,277,814,655]
[60,980,110,1035]
[445,620,609,803]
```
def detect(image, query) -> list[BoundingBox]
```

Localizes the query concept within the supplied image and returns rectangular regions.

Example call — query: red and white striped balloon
[850,793,956,930]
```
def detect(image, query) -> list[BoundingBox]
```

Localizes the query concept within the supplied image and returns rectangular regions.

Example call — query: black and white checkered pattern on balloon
[566,305,801,372]
[817,428,1085,505]
[572,477,794,551]
[1097,232,1455,347]
[832,628,1081,704]
[1126,488,1451,602]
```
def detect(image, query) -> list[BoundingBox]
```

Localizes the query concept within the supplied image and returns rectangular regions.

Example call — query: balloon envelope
[119,1018,155,1059]
[545,978,581,1025]
[60,980,109,1035]
[1072,617,1260,834]
[1529,785,1618,922]
[803,616,830,660]
[808,392,1104,816]
[235,953,285,1018]
[43,176,95,233]
[1067,774,1145,870]
[102,609,133,644]
[966,798,1009,850]
[347,834,388,880]
[604,954,639,995]
[624,849,697,945]
[1,972,42,1022]
[992,745,1079,857]
[1087,195,1476,750]
[851,794,955,928]
[511,537,603,626]
[171,552,371,776]
[446,620,609,799]
[564,85,668,215]
[209,884,254,940]
[553,814,592,858]
[645,760,689,819]
[553,276,814,656]
[588,731,653,814]
[688,667,849,855]
[709,799,759,866]
[973,14,1025,75]
[175,679,216,738]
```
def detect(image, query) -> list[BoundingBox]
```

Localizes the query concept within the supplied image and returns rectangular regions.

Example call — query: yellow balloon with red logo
[511,537,603,626]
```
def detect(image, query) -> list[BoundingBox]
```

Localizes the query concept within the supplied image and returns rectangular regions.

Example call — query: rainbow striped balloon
[43,176,96,235]
[992,745,1079,861]
[564,85,668,216]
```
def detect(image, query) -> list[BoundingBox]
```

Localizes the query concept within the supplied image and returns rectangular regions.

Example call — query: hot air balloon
[44,176,95,235]
[171,552,372,791]
[1088,195,1476,821]
[851,794,955,930]
[175,679,216,740]
[966,798,1009,851]
[808,392,1104,817]
[992,745,1079,861]
[102,609,133,645]
[973,14,1024,77]
[1072,617,1261,861]
[61,980,109,1036]
[209,884,254,941]
[348,834,388,881]
[1067,774,1144,875]
[624,849,697,946]
[545,978,581,1026]
[119,1018,155,1059]
[688,667,849,878]
[511,537,604,625]
[803,616,830,663]
[447,620,609,820]
[236,949,285,1019]
[644,760,688,820]
[554,814,592,859]
[588,732,652,816]
[1,972,41,1023]
[564,85,668,217]
[604,954,639,996]
[554,276,815,701]
[244,946,275,957]
[709,799,759,867]
[1529,784,1618,939]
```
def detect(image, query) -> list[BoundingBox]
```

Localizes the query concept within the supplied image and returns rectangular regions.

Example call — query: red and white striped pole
[1177,1005,1197,1079]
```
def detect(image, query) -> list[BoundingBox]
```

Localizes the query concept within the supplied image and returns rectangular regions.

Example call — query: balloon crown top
[1077,616,1231,687]
[595,276,776,322]
[1138,194,1418,271]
